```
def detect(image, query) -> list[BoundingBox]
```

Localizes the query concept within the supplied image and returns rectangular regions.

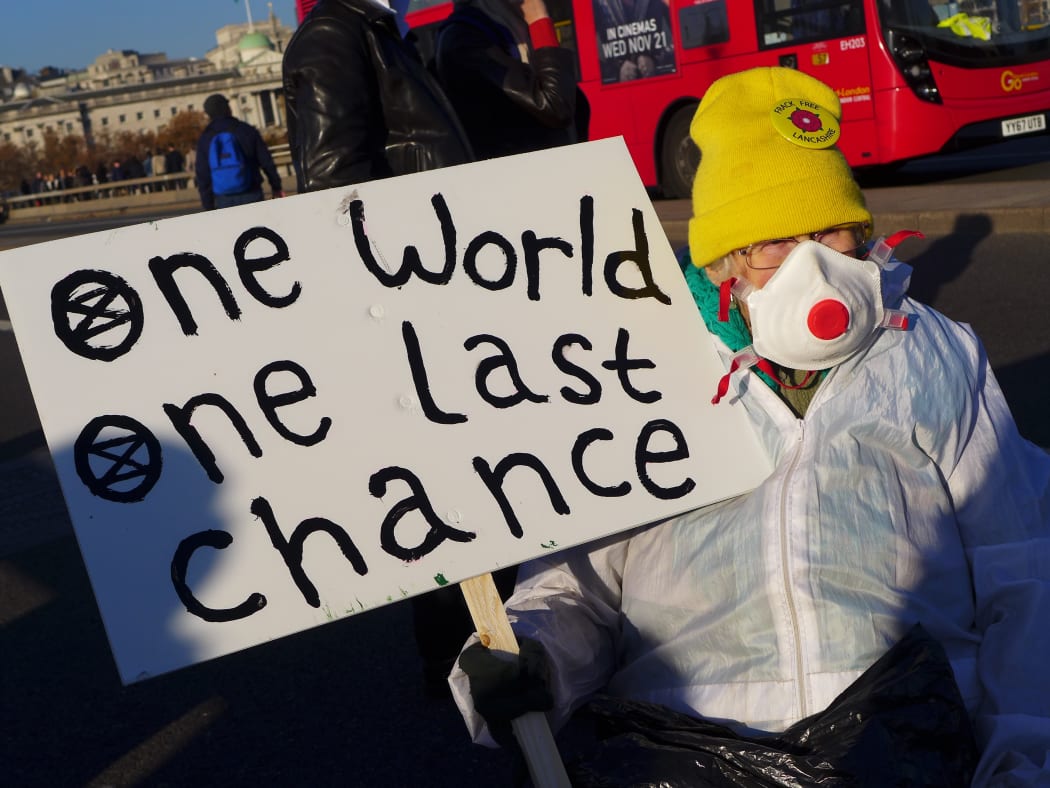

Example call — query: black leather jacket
[435,4,583,161]
[282,0,474,192]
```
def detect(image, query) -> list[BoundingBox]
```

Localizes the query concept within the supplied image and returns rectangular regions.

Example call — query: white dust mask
[711,238,911,404]
[744,240,889,369]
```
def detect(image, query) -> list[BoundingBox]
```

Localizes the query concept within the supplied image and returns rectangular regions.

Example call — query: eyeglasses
[736,222,871,270]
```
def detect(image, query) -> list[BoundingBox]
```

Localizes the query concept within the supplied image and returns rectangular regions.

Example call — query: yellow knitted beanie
[687,67,872,268]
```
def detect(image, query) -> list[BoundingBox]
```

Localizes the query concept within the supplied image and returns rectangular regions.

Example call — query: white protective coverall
[449,293,1050,786]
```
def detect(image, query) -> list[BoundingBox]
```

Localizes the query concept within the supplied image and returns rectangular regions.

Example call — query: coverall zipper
[778,423,808,720]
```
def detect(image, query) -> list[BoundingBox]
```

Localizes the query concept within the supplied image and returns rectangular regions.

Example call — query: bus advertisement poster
[592,0,676,83]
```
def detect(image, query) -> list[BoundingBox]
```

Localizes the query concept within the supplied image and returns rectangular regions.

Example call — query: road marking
[0,320,11,332]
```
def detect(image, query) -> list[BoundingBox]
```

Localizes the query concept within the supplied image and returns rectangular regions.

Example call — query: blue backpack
[208,130,252,195]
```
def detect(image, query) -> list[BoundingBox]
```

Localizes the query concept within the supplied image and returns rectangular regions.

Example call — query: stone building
[0,10,293,156]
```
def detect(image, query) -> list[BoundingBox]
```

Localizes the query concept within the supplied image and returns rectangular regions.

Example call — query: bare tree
[156,110,208,154]
[0,140,36,193]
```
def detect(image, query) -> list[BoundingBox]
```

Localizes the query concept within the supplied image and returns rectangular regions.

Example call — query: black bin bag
[565,624,978,787]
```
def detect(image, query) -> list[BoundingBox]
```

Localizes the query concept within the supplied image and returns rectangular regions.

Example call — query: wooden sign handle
[459,572,572,788]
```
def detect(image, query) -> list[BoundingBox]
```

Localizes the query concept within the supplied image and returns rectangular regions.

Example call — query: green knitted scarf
[678,248,778,391]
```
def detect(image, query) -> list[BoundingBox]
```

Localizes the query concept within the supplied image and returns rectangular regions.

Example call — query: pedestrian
[183,147,196,184]
[281,0,474,192]
[164,144,184,174]
[31,171,45,205]
[75,164,93,200]
[44,173,59,203]
[450,67,1050,786]
[164,144,186,190]
[141,151,154,193]
[283,0,477,699]
[58,168,75,202]
[151,148,167,189]
[123,154,146,194]
[109,160,127,196]
[92,162,107,198]
[194,93,285,210]
[434,0,586,161]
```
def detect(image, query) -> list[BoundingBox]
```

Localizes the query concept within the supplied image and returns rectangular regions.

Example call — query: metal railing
[2,143,294,224]
[7,173,196,204]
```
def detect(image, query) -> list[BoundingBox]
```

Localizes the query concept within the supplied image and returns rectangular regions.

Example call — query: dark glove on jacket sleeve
[458,636,554,748]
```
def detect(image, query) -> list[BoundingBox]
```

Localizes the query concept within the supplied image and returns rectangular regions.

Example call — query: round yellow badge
[770,97,840,149]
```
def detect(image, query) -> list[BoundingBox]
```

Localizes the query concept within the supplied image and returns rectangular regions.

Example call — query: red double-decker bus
[298,0,1050,199]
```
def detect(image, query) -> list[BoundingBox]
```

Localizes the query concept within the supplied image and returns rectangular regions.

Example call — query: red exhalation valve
[807,299,850,340]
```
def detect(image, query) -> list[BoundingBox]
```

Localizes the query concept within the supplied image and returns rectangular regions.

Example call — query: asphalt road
[882,230,1050,449]
[3,142,1050,786]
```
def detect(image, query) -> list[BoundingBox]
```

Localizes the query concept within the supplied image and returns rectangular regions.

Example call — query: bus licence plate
[1002,114,1046,137]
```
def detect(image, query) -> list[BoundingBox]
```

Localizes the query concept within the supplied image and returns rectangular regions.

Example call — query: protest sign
[0,138,770,684]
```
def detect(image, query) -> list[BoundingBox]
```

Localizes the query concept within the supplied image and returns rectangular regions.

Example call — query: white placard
[0,139,770,683]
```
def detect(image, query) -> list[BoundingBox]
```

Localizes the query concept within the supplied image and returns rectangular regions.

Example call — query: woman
[451,67,1050,786]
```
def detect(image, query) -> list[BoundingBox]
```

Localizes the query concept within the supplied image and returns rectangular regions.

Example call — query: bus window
[878,0,939,26]
[886,0,1040,34]
[592,0,677,83]
[755,0,866,47]
[680,0,730,49]
[547,0,584,79]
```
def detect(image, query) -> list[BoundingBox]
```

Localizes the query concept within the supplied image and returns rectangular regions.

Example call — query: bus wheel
[660,105,700,200]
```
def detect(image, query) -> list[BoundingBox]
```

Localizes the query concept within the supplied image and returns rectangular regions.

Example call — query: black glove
[458,636,554,748]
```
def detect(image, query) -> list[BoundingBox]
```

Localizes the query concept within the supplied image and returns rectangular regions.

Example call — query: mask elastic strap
[712,349,824,405]
[712,346,760,404]
[717,277,755,322]
[883,229,924,247]
[718,278,733,322]
[864,229,924,265]
[762,362,819,390]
